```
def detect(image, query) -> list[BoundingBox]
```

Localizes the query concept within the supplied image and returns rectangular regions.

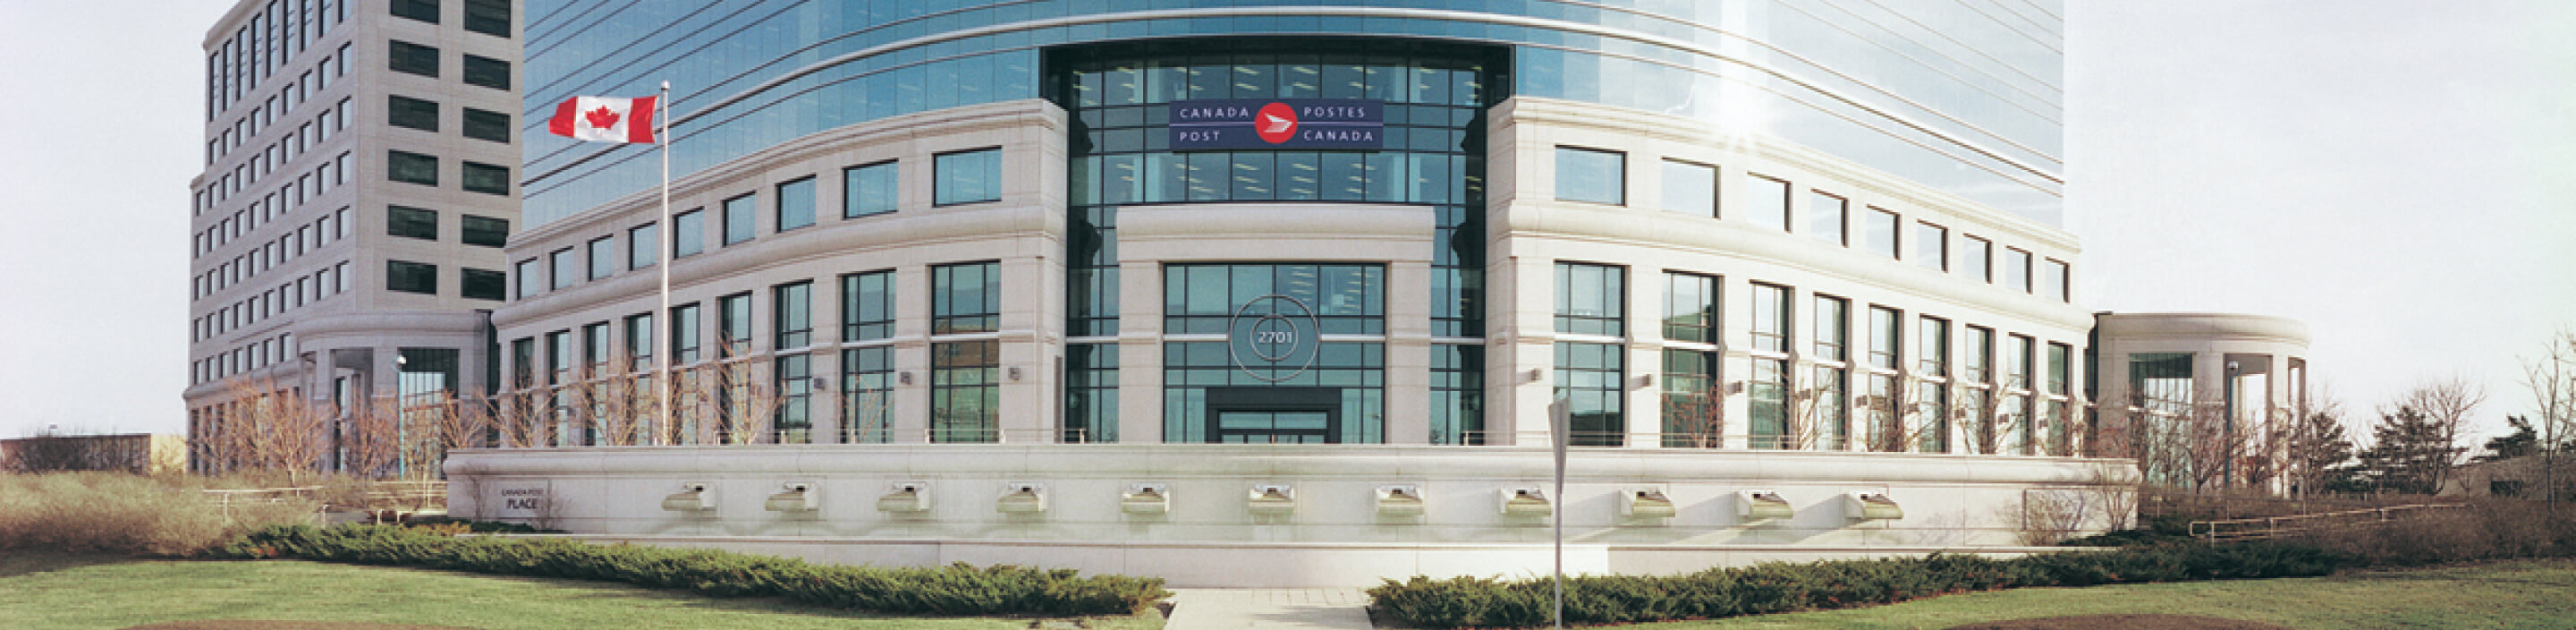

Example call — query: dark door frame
[1205,386,1341,444]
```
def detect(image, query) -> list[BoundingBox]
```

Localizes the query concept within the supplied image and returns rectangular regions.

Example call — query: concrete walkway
[1164,589,1374,630]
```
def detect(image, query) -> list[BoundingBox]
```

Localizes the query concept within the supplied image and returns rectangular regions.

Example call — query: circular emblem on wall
[1227,294,1320,382]
[1254,102,1300,144]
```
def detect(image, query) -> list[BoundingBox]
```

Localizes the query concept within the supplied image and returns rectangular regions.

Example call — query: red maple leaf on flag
[585,106,621,130]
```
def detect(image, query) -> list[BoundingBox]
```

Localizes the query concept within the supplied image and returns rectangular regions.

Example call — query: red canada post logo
[1254,102,1298,144]
[586,106,621,130]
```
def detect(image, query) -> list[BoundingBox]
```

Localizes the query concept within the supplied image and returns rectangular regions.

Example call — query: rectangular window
[2042,260,2070,303]
[462,107,509,142]
[2006,335,2034,390]
[1963,326,1995,384]
[715,293,754,360]
[1811,295,1847,362]
[843,345,894,443]
[627,223,657,268]
[933,149,1002,206]
[1964,236,1993,283]
[669,303,701,363]
[461,268,504,300]
[386,205,437,240]
[1809,191,1845,244]
[774,353,811,444]
[1915,222,1948,270]
[774,281,812,349]
[387,95,436,132]
[1919,317,1951,377]
[461,214,507,247]
[1868,306,1902,370]
[1748,174,1790,232]
[1662,272,1716,344]
[841,269,894,341]
[1751,283,1792,353]
[1865,205,1906,257]
[930,340,999,443]
[462,0,509,37]
[843,161,897,217]
[461,55,509,89]
[386,260,436,294]
[1553,262,1624,336]
[673,209,704,257]
[1555,341,1624,447]
[387,150,436,185]
[586,236,614,280]
[1749,358,1789,448]
[1660,159,1716,217]
[721,193,755,245]
[1554,147,1624,205]
[2004,248,2033,293]
[624,312,654,370]
[2046,343,2072,396]
[932,261,1000,334]
[1660,348,1719,447]
[462,161,508,195]
[390,0,437,23]
[387,40,438,77]
[775,177,815,231]
[548,248,577,290]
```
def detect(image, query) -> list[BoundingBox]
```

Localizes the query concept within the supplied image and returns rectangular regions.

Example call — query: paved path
[1164,589,1374,630]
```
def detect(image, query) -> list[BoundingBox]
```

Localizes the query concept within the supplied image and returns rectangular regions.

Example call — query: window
[673,209,704,257]
[586,236,614,280]
[1554,341,1624,447]
[1962,326,1995,384]
[386,260,436,294]
[2004,248,2033,293]
[1663,272,1716,344]
[1554,147,1623,205]
[462,55,509,89]
[386,205,437,240]
[930,339,999,443]
[843,346,894,443]
[390,0,437,23]
[669,303,701,363]
[2042,260,2070,303]
[774,282,812,349]
[1750,283,1792,353]
[462,215,507,247]
[387,150,436,185]
[721,193,755,245]
[1919,317,1951,377]
[2046,343,2072,396]
[462,0,509,37]
[716,293,752,355]
[387,95,437,132]
[1811,295,1848,362]
[548,248,576,290]
[1963,236,1993,283]
[1809,191,1845,244]
[933,149,1001,205]
[932,261,1000,334]
[462,107,509,142]
[1661,159,1716,217]
[1660,348,1719,447]
[1748,175,1791,232]
[775,177,814,231]
[627,223,657,268]
[624,312,654,370]
[462,161,508,194]
[461,268,505,300]
[387,40,438,77]
[1915,222,1948,270]
[1553,262,1623,336]
[843,161,897,217]
[1868,306,1902,370]
[1865,209,1900,259]
[842,270,894,341]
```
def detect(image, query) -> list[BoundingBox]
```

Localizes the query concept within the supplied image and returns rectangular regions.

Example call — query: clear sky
[1,1,2569,448]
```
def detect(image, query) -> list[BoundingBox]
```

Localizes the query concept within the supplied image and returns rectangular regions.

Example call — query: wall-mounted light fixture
[1843,491,1902,520]
[1501,486,1552,516]
[764,482,816,512]
[1007,366,1023,381]
[1248,483,1296,516]
[1526,368,1545,383]
[996,482,1047,514]
[1621,487,1676,519]
[877,481,930,513]
[1738,490,1793,520]
[661,482,714,512]
[897,370,914,386]
[1376,484,1425,518]
[1121,482,1171,515]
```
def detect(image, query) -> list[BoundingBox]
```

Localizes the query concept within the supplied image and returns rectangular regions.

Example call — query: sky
[1,1,2570,447]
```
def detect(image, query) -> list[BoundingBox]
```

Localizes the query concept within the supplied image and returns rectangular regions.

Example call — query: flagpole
[657,81,674,445]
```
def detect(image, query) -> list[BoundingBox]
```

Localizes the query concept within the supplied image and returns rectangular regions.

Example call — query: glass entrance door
[1213,411,1335,444]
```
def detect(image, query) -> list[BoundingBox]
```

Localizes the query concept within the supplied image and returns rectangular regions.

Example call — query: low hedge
[216,524,1168,617]
[1370,541,2351,628]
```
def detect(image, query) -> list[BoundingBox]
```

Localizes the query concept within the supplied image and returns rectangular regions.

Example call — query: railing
[2189,502,2469,542]
[202,486,321,521]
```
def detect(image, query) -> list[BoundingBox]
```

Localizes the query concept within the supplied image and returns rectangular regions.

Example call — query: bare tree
[2524,330,2576,507]
[1659,380,1730,448]
[2394,377,2487,495]
[217,375,332,482]
[341,397,401,479]
[2279,387,2356,498]
[1956,386,2010,455]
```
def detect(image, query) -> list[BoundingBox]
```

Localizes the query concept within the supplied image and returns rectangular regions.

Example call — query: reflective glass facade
[523,1,2062,227]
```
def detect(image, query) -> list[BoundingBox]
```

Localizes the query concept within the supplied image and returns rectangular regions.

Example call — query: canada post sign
[1170,98,1383,150]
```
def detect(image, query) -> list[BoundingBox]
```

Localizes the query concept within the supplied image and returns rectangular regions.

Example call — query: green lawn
[0,552,1164,630]
[1636,558,2576,630]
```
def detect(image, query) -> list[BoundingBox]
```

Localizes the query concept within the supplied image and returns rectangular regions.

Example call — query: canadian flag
[547,96,658,143]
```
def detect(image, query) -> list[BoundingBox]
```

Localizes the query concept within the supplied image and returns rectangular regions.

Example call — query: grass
[0,551,1164,630]
[1628,558,2576,630]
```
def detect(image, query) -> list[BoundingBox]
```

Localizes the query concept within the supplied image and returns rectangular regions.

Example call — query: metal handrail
[2190,503,2469,541]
